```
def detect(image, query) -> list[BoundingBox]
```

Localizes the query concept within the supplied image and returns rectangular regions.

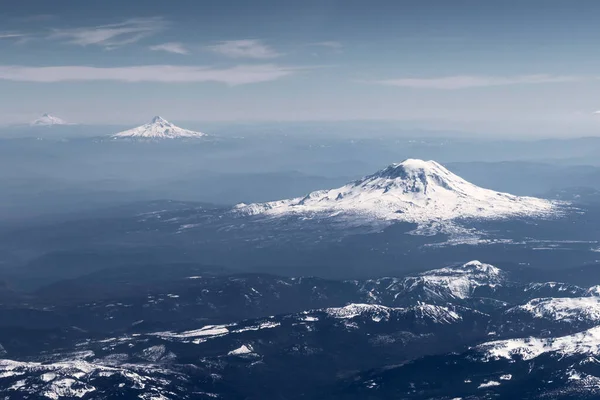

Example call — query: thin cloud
[0,32,27,40]
[310,41,343,51]
[371,74,585,89]
[50,17,166,48]
[206,39,280,59]
[149,42,189,55]
[0,64,302,85]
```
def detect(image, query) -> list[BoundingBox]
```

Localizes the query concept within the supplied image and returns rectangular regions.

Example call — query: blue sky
[2,0,600,135]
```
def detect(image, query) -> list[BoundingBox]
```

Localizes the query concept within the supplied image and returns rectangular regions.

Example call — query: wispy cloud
[0,32,30,45]
[371,74,585,89]
[0,32,27,40]
[0,64,302,85]
[310,41,343,52]
[50,17,165,48]
[149,42,189,55]
[206,39,280,59]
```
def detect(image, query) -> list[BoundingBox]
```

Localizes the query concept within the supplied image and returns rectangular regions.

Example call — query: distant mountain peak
[399,260,507,301]
[111,116,207,139]
[30,113,70,126]
[421,260,504,280]
[371,159,443,179]
[361,159,461,194]
[458,260,503,276]
[235,159,561,229]
[152,115,168,124]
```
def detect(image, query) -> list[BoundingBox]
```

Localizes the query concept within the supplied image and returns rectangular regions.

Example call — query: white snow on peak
[228,344,254,356]
[400,260,506,301]
[234,159,559,228]
[478,326,600,361]
[30,113,70,126]
[152,115,167,123]
[510,297,600,323]
[111,116,207,139]
[587,285,600,296]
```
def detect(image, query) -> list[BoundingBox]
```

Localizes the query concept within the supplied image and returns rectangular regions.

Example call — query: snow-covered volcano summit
[112,116,207,139]
[30,113,70,126]
[235,159,560,226]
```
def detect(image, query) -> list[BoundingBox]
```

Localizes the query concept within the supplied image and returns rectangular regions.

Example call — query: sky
[2,0,600,136]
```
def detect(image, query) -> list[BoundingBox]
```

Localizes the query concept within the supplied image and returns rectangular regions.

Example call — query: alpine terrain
[3,260,600,399]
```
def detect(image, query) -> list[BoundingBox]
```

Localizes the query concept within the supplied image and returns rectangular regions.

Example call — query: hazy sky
[2,0,600,135]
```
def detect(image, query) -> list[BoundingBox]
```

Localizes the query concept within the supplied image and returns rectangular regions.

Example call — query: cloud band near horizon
[372,74,588,89]
[0,64,301,85]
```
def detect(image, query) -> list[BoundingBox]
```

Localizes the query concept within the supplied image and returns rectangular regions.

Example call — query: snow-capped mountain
[396,260,506,302]
[29,113,70,126]
[235,159,561,230]
[358,260,508,306]
[111,116,207,139]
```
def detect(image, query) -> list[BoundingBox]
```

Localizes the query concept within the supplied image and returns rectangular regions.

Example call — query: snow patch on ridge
[510,297,600,323]
[324,302,463,324]
[478,326,600,361]
[228,345,254,356]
